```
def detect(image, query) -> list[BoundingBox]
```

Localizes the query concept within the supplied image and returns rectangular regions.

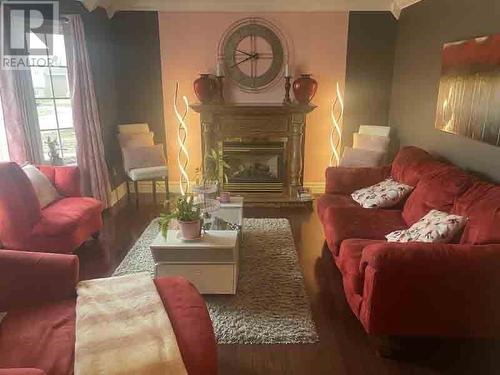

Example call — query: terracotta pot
[219,191,231,203]
[179,219,201,240]
[292,74,318,104]
[194,74,217,103]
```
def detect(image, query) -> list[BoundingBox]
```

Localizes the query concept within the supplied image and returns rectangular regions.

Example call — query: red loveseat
[0,250,217,375]
[317,146,500,339]
[0,162,103,254]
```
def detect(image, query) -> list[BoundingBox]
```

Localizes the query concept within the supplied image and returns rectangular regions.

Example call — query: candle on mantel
[216,60,222,77]
[285,63,289,77]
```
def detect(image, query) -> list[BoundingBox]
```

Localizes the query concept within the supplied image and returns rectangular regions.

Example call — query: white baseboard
[108,180,172,207]
[108,180,325,206]
[303,182,325,194]
[108,182,127,207]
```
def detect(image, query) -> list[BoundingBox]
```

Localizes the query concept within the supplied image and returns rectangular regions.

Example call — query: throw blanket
[75,273,187,375]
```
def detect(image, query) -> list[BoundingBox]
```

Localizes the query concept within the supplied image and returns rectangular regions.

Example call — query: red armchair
[318,146,500,339]
[0,162,103,254]
[0,250,217,375]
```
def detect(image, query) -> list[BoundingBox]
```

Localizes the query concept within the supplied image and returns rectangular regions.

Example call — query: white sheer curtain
[0,96,10,161]
[64,15,111,207]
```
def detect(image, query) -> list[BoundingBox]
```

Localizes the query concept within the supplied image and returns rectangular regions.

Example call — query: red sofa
[0,250,217,375]
[317,146,500,339]
[0,162,103,254]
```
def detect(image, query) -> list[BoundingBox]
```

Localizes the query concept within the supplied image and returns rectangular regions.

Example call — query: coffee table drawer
[156,264,236,294]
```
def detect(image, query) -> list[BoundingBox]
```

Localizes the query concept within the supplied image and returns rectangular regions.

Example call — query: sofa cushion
[351,178,414,208]
[402,166,473,225]
[387,209,467,243]
[33,197,103,237]
[353,133,390,153]
[37,165,81,197]
[340,147,385,168]
[391,146,448,186]
[122,144,165,171]
[128,166,168,181]
[0,299,76,375]
[22,165,61,208]
[316,194,358,221]
[0,278,216,375]
[154,277,217,375]
[453,182,500,245]
[322,206,407,256]
[338,239,385,295]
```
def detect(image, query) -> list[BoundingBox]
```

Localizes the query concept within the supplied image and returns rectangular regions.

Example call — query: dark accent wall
[343,12,397,147]
[81,8,121,187]
[61,3,165,188]
[111,12,165,148]
[389,0,500,181]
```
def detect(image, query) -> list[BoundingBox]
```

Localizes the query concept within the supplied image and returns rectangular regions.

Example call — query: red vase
[292,74,318,104]
[194,74,217,103]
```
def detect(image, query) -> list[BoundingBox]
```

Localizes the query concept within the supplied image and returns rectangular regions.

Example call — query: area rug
[113,218,319,344]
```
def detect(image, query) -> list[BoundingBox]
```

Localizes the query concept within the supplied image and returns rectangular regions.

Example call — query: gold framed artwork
[435,34,500,146]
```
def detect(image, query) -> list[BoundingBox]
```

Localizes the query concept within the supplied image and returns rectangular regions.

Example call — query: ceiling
[79,0,423,19]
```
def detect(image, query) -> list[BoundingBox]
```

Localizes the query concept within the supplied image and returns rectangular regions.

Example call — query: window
[29,33,77,165]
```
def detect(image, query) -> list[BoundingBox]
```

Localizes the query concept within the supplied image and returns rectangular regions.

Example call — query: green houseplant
[204,148,230,184]
[159,195,201,240]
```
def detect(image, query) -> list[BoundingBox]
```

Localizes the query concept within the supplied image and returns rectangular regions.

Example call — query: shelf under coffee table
[150,230,239,294]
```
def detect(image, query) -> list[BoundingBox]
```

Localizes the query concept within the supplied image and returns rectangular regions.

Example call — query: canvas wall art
[435,34,500,146]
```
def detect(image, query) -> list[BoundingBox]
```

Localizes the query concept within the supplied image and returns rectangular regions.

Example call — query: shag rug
[113,218,319,344]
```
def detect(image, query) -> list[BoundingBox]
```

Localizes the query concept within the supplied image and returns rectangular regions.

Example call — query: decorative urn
[292,74,318,104]
[194,74,217,103]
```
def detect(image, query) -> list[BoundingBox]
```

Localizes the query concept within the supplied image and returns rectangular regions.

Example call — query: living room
[0,0,499,374]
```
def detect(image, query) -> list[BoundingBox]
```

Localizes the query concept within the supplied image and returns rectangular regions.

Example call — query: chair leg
[134,181,139,208]
[126,181,130,203]
[152,180,157,205]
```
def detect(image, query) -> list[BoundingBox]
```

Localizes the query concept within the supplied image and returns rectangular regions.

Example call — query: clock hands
[230,53,258,69]
[236,49,253,57]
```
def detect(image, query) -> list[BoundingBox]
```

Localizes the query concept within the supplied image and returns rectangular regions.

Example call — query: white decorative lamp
[173,82,190,196]
[330,82,344,166]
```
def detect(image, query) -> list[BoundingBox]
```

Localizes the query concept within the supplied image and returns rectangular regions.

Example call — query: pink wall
[159,12,348,187]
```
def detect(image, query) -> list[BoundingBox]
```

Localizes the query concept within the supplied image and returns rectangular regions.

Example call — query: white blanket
[75,273,187,375]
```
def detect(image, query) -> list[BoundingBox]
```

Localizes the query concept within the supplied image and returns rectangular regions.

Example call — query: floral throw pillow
[386,209,467,243]
[351,178,414,208]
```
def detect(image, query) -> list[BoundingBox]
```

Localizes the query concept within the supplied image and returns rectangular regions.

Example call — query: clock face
[221,19,285,92]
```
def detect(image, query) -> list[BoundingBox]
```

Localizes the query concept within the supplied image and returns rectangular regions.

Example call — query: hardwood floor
[76,194,500,375]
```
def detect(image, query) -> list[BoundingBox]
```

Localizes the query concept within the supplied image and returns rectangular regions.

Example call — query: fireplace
[190,103,315,205]
[223,141,285,192]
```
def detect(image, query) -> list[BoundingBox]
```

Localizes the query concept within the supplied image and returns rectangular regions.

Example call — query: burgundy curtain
[0,69,42,164]
[65,15,111,208]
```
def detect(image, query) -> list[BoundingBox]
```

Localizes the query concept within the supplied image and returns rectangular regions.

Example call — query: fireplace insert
[222,141,285,192]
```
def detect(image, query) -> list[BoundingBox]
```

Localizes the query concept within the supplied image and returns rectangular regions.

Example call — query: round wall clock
[218,18,288,92]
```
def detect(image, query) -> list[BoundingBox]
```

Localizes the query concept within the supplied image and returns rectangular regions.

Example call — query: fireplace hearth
[190,103,316,205]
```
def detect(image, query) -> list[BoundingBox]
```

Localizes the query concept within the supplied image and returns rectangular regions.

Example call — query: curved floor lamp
[330,82,344,166]
[173,82,190,196]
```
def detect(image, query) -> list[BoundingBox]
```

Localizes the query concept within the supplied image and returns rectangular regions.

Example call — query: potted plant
[45,136,63,166]
[159,195,202,240]
[193,148,231,198]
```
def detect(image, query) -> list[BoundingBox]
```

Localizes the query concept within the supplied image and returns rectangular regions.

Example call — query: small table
[213,196,244,227]
[150,230,239,294]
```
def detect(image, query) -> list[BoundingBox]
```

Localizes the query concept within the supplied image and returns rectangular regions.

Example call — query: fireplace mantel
[190,103,316,205]
[190,103,316,115]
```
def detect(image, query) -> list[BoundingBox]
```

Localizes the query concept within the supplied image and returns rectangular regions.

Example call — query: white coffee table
[213,196,244,227]
[150,230,239,294]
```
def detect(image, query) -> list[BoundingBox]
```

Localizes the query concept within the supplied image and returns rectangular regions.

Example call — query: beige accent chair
[118,123,168,207]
